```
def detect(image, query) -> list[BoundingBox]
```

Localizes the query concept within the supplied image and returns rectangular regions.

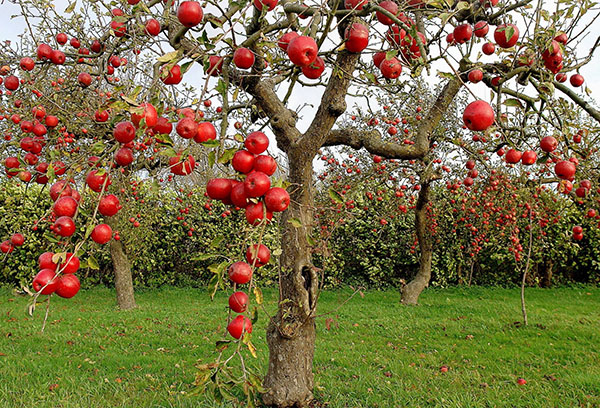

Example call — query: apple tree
[3,0,600,406]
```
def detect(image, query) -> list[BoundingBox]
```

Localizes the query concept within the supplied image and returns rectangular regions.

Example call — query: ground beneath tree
[0,286,598,407]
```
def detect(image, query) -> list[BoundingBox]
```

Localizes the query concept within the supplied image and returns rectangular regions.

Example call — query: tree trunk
[401,181,432,305]
[263,150,318,408]
[107,216,137,310]
[540,257,553,288]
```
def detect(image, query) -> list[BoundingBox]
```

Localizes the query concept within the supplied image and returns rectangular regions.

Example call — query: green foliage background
[1,179,599,290]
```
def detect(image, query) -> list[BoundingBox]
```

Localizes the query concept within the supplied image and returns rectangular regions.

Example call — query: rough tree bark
[540,257,553,288]
[262,150,318,407]
[401,181,433,305]
[106,215,137,310]
[261,45,362,407]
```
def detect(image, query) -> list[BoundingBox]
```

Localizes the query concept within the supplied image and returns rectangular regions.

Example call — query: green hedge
[1,178,598,290]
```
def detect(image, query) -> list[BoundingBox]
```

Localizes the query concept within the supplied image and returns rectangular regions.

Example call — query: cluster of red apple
[2,103,63,184]
[205,131,289,224]
[32,251,81,299]
[203,131,289,339]
[0,233,25,254]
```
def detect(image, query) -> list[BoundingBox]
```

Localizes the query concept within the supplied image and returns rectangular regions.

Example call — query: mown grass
[0,286,599,407]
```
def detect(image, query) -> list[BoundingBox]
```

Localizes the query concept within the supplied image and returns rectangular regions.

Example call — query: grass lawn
[0,285,599,407]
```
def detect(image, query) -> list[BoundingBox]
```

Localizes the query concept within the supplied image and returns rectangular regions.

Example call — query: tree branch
[554,81,600,124]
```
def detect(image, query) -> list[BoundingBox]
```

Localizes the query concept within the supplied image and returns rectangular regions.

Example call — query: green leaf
[306,233,316,246]
[288,218,302,228]
[208,150,216,168]
[64,0,77,13]
[437,71,456,80]
[385,49,398,60]
[88,255,100,270]
[84,223,95,239]
[456,1,470,10]
[218,148,237,165]
[328,188,343,204]
[180,61,194,74]
[202,139,220,148]
[216,79,228,99]
[210,235,224,248]
[504,98,523,108]
[159,147,178,158]
[91,141,105,154]
[234,133,244,143]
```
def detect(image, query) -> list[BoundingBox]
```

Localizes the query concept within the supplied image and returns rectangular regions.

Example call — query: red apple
[345,23,369,53]
[233,47,255,69]
[99,194,121,216]
[161,64,183,85]
[555,160,576,180]
[10,233,24,247]
[376,1,399,25]
[229,291,249,313]
[86,170,110,192]
[194,122,217,143]
[468,69,483,83]
[246,244,271,267]
[206,178,233,200]
[113,121,137,143]
[540,136,557,153]
[245,202,273,225]
[131,103,158,128]
[39,252,57,270]
[482,42,495,55]
[177,1,203,27]
[474,21,489,37]
[32,269,59,295]
[232,150,255,174]
[91,224,112,244]
[227,315,252,339]
[505,149,522,164]
[228,261,253,284]
[114,147,134,167]
[145,19,161,36]
[302,56,325,79]
[244,171,271,197]
[53,196,78,218]
[245,131,269,154]
[380,57,402,79]
[494,24,519,48]
[56,274,80,298]
[53,216,76,237]
[230,182,249,208]
[463,100,495,131]
[278,32,299,51]
[0,241,14,254]
[253,155,277,175]
[521,150,537,165]
[453,24,472,44]
[253,0,278,11]
[570,74,584,87]
[265,187,290,212]
[60,253,80,274]
[176,117,199,139]
[77,72,92,87]
[287,36,318,67]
